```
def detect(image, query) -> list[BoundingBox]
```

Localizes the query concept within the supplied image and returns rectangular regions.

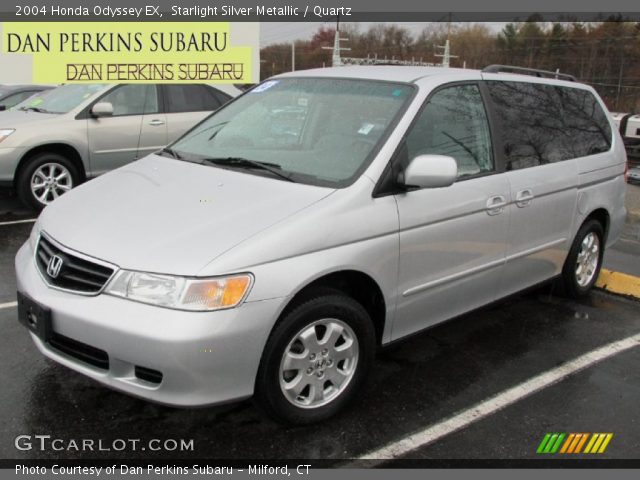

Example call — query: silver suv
[15,66,626,424]
[0,83,239,209]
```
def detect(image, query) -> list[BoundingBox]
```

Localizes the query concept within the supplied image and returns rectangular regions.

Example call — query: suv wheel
[17,153,80,210]
[255,290,375,424]
[561,219,605,298]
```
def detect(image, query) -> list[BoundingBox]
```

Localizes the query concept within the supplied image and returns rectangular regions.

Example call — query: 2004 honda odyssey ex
[15,66,627,424]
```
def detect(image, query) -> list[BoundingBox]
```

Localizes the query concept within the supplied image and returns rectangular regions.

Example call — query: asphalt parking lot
[1,185,639,464]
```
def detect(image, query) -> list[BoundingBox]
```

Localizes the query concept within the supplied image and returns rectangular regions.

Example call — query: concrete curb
[596,269,640,299]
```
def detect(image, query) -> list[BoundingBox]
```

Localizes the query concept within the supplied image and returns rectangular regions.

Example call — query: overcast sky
[260,22,507,46]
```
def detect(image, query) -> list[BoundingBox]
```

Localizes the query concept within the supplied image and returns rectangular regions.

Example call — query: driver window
[405,84,494,178]
[98,85,159,117]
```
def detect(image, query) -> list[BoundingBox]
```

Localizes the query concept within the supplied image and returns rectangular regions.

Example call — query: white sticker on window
[251,80,279,93]
[358,123,375,135]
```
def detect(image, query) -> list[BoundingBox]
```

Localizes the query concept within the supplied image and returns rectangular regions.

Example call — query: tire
[16,152,80,210]
[561,219,605,298]
[255,289,375,424]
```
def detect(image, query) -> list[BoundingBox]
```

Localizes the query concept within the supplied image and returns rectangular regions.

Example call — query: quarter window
[405,84,494,178]
[558,87,612,157]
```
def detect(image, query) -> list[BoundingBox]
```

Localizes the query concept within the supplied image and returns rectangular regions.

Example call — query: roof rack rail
[481,65,577,82]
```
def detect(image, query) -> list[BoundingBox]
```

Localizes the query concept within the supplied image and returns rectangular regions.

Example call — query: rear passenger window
[164,85,222,113]
[486,81,612,171]
[405,84,493,178]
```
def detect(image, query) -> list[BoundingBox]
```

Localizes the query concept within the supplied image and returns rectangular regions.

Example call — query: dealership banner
[0,22,258,83]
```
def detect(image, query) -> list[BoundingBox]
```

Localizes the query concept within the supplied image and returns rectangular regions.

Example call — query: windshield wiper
[20,106,53,113]
[201,157,295,183]
[159,147,184,160]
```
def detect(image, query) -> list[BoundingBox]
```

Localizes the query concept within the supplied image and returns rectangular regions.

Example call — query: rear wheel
[255,290,375,424]
[561,219,605,298]
[16,152,80,210]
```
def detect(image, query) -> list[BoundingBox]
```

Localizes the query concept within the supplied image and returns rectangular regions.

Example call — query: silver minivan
[15,66,627,424]
[0,83,239,209]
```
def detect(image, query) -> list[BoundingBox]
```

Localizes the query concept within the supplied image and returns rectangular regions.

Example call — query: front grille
[48,332,109,370]
[36,235,115,294]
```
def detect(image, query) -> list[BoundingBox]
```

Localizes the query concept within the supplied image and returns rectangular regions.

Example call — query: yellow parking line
[596,269,640,299]
[627,208,640,223]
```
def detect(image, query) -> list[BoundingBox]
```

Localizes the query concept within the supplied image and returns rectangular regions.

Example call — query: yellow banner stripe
[598,434,613,453]
[560,434,575,454]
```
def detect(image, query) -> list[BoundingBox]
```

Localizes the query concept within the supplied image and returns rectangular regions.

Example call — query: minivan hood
[39,155,335,275]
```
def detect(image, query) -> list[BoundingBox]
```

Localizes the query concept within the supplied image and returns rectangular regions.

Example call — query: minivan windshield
[169,78,414,187]
[16,83,106,114]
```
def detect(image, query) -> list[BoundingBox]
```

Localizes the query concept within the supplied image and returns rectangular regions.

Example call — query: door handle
[486,195,507,216]
[515,189,534,208]
[148,119,165,126]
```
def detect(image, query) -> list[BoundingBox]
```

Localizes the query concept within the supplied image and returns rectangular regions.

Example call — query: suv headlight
[104,271,253,311]
[0,129,15,143]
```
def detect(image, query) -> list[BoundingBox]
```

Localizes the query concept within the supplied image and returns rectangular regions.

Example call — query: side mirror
[0,105,6,111]
[91,102,113,117]
[399,154,458,189]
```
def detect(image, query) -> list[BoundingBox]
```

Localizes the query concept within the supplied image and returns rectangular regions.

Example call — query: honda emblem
[46,255,64,279]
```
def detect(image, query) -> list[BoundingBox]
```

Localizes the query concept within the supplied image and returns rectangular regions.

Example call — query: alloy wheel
[30,163,73,205]
[279,318,359,409]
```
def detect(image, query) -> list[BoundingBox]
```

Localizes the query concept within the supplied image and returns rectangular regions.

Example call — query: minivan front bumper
[15,241,285,407]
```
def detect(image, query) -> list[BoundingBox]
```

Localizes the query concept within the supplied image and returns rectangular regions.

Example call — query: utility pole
[434,13,458,68]
[322,16,350,67]
[435,39,458,68]
[322,15,434,67]
[291,41,295,71]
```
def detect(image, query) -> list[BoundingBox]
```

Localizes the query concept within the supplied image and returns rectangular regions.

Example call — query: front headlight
[104,271,253,311]
[0,129,15,143]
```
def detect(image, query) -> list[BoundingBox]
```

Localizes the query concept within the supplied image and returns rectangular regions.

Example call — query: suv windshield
[170,78,414,187]
[16,83,107,114]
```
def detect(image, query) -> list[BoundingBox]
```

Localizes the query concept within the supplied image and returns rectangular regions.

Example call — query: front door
[88,84,166,175]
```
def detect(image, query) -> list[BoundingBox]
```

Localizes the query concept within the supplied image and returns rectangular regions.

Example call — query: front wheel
[561,219,605,298]
[16,152,80,210]
[255,290,375,424]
